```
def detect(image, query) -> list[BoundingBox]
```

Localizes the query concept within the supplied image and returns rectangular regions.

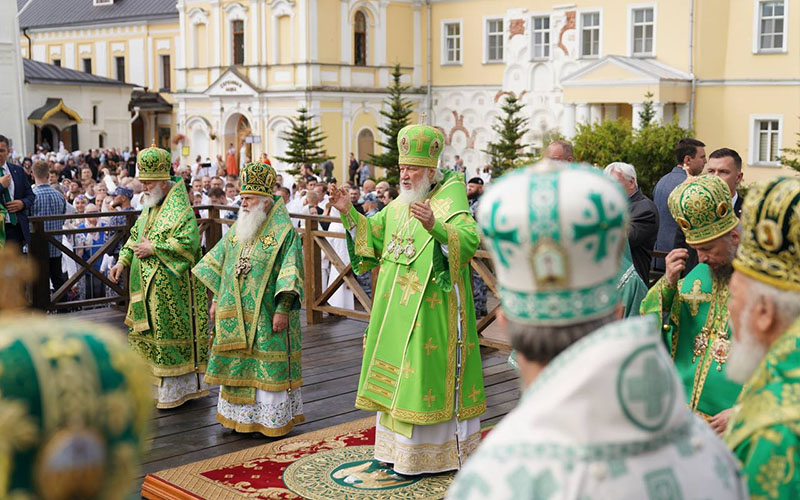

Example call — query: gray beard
[237,206,268,243]
[140,186,166,208]
[397,180,431,206]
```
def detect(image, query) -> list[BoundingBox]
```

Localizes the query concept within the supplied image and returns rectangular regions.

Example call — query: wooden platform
[65,307,520,496]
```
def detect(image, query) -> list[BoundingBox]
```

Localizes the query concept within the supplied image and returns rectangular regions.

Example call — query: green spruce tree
[777,124,800,173]
[275,106,332,177]
[369,64,413,185]
[482,93,531,177]
[638,91,657,127]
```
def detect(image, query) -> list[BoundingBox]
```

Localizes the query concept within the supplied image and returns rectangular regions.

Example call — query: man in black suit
[706,148,744,217]
[0,135,36,250]
[605,162,659,285]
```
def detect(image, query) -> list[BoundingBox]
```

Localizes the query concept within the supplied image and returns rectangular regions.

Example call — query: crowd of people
[1,121,799,500]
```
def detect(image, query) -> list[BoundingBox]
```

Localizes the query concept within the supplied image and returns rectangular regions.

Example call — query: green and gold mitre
[136,143,171,181]
[668,174,738,245]
[397,124,444,168]
[0,247,152,500]
[734,176,800,291]
[477,160,630,325]
[240,160,277,197]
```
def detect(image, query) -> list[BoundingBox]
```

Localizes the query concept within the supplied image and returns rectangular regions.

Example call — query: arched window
[354,11,367,66]
[232,20,245,65]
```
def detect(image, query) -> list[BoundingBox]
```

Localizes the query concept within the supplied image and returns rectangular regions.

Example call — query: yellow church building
[19,0,799,183]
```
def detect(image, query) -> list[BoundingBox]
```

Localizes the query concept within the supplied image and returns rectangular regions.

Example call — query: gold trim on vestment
[156,389,210,409]
[146,362,207,378]
[203,374,303,392]
[373,428,481,475]
[216,412,306,437]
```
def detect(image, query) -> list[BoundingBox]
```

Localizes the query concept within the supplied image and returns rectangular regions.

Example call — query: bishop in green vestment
[724,176,800,500]
[193,161,305,437]
[641,175,742,429]
[329,124,486,475]
[109,145,209,409]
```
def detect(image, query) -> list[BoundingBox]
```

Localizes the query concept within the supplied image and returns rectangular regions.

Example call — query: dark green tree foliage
[275,106,332,177]
[638,91,657,127]
[777,122,800,173]
[483,94,531,177]
[573,117,693,197]
[370,64,413,185]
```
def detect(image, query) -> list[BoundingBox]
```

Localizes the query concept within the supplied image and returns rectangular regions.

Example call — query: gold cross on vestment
[683,279,712,317]
[423,388,436,408]
[396,269,423,306]
[467,385,481,403]
[466,340,476,356]
[403,360,415,379]
[431,198,453,220]
[409,127,431,153]
[423,337,438,356]
[425,292,442,309]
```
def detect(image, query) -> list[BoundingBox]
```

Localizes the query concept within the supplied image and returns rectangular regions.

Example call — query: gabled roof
[24,58,135,87]
[205,67,261,96]
[28,98,82,124]
[129,90,172,111]
[562,55,692,86]
[19,0,177,30]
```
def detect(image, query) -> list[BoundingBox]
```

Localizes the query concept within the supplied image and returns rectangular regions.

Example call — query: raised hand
[329,186,352,213]
[410,199,435,231]
[665,248,689,285]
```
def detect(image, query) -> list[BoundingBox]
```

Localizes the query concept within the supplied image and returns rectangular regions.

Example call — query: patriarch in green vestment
[641,174,743,431]
[328,123,486,475]
[193,160,305,437]
[109,144,209,409]
[724,176,800,500]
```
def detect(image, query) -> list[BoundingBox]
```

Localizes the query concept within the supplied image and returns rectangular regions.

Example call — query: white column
[589,104,602,124]
[377,0,388,66]
[575,103,590,126]
[413,1,422,87]
[561,103,577,138]
[309,0,318,61]
[211,0,221,81]
[177,1,187,89]
[653,101,665,124]
[603,104,618,121]
[632,102,645,129]
[250,0,260,67]
[339,0,351,86]
[676,103,690,128]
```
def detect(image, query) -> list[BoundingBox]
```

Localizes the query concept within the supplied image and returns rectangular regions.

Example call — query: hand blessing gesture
[411,200,435,231]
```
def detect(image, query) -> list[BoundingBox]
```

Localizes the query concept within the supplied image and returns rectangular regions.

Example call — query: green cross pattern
[482,199,519,268]
[572,192,623,262]
[626,356,670,419]
[448,472,490,499]
[506,466,558,499]
[643,468,684,500]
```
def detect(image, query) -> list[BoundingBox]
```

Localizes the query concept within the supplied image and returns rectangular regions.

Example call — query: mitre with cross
[476,160,630,325]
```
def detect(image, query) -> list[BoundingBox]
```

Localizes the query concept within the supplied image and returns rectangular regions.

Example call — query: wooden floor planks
[64,308,520,496]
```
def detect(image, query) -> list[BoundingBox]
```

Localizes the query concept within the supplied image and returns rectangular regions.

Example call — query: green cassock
[641,263,742,419]
[192,197,304,404]
[342,170,486,431]
[119,181,209,378]
[724,317,800,500]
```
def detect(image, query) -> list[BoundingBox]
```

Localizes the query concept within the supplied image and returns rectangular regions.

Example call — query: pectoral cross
[683,279,712,317]
[235,257,252,278]
[423,388,436,408]
[396,269,423,306]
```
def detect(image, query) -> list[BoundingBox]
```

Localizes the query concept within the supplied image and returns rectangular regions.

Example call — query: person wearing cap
[724,177,800,499]
[448,160,746,499]
[108,145,209,409]
[0,243,152,500]
[192,161,305,437]
[641,175,743,432]
[328,123,486,475]
[361,191,380,216]
[466,177,483,216]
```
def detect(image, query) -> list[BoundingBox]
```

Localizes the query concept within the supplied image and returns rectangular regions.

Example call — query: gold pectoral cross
[235,257,252,278]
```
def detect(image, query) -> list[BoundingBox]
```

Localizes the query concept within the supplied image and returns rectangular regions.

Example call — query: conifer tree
[369,64,413,185]
[483,93,531,177]
[638,91,657,127]
[275,106,332,177]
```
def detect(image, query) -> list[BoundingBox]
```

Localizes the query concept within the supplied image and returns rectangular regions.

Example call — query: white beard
[396,177,431,206]
[140,184,166,208]
[237,204,268,244]
[726,306,769,384]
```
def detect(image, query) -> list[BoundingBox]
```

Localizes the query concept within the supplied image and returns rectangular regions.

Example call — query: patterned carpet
[142,417,490,500]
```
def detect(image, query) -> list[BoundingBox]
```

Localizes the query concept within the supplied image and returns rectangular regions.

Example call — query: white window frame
[749,114,784,166]
[529,13,552,61]
[577,9,603,59]
[483,16,504,64]
[627,4,657,58]
[753,0,789,53]
[441,19,463,65]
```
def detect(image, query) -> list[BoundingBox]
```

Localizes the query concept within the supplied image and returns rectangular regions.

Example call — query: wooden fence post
[302,217,323,324]
[206,206,222,251]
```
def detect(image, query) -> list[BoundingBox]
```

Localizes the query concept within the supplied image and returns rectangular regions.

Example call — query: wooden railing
[29,206,505,348]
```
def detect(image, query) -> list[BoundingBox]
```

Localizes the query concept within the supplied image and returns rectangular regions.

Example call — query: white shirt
[1,162,15,223]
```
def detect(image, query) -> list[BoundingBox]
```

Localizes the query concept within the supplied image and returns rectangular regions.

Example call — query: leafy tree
[483,94,531,177]
[638,91,657,127]
[275,106,332,177]
[777,123,800,173]
[370,64,413,185]
[573,116,693,196]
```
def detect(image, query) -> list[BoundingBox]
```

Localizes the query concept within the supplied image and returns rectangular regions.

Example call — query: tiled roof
[24,58,134,87]
[19,0,177,30]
